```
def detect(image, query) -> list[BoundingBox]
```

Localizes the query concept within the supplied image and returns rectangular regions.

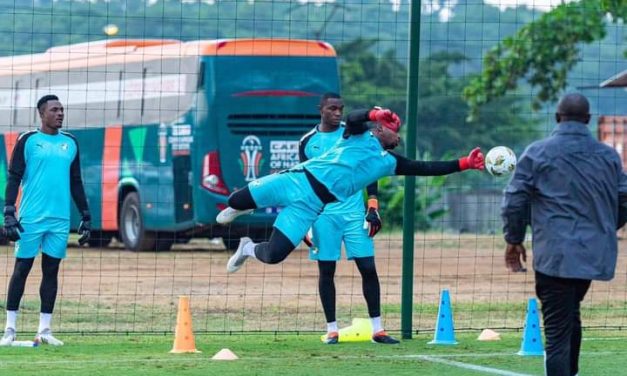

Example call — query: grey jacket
[502,121,627,281]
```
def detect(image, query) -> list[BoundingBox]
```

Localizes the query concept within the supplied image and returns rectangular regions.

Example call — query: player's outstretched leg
[227,237,253,273]
[226,230,295,273]
[217,207,253,224]
[217,186,257,224]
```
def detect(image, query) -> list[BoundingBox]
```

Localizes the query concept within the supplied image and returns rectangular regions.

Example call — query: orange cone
[170,296,201,353]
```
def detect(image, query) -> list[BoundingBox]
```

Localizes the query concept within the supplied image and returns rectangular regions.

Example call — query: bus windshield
[211,56,339,96]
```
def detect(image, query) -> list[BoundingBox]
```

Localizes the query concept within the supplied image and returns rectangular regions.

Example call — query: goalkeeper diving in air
[217,107,485,273]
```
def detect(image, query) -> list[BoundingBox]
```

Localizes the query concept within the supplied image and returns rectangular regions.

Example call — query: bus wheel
[119,192,156,252]
[153,233,174,251]
[86,231,113,248]
[223,237,240,251]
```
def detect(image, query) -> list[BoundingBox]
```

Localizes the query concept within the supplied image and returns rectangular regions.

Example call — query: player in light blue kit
[0,95,91,347]
[217,106,484,291]
[299,93,396,344]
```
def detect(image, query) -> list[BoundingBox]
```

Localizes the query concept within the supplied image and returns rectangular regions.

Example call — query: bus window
[32,78,40,124]
[141,67,147,117]
[117,71,123,119]
[197,62,205,90]
[12,80,19,126]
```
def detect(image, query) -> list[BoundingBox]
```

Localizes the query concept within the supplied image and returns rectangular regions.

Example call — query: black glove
[3,205,23,242]
[78,211,91,246]
[365,206,382,237]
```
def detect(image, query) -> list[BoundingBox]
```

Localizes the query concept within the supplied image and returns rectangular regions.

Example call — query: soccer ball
[485,146,517,177]
[103,24,119,36]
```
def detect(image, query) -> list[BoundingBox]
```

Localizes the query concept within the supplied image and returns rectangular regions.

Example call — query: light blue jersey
[17,131,78,223]
[299,124,365,217]
[299,132,397,202]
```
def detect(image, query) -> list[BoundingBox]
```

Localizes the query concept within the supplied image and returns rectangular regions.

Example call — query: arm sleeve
[5,135,28,207]
[366,181,378,197]
[392,152,461,176]
[501,150,534,244]
[618,172,627,229]
[69,140,90,214]
[343,109,371,137]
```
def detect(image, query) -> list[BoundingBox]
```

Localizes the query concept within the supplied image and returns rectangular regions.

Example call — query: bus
[0,38,340,251]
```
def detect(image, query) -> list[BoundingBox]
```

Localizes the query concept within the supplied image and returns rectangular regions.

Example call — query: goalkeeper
[299,93,396,344]
[1,95,91,347]
[217,106,484,277]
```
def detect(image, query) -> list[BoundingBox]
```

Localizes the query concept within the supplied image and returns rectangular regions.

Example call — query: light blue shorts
[309,213,374,261]
[249,171,324,246]
[15,219,70,259]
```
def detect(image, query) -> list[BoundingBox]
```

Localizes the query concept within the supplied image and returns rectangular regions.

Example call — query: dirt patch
[1,234,625,332]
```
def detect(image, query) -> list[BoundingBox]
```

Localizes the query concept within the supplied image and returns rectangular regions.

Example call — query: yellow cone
[320,318,373,343]
[477,329,501,341]
[212,348,239,360]
[170,296,201,353]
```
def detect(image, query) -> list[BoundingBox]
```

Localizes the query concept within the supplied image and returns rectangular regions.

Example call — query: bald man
[501,93,627,376]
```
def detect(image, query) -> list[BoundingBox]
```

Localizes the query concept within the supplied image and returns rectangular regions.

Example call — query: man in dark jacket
[502,92,627,376]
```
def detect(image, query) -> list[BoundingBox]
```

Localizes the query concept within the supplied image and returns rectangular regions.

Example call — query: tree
[416,51,538,159]
[463,0,627,118]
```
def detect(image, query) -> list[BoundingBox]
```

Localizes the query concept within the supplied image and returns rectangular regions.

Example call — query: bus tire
[119,192,156,252]
[223,237,240,251]
[153,233,174,251]
[86,231,113,248]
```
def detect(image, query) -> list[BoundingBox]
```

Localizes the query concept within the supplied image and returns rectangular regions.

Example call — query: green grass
[1,331,626,375]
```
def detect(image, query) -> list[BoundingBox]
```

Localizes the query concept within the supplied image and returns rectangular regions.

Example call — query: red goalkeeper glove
[458,147,485,170]
[364,198,382,237]
[368,108,401,133]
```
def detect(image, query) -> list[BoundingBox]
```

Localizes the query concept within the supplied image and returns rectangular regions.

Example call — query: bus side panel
[119,124,193,232]
[0,132,19,225]
[69,128,107,231]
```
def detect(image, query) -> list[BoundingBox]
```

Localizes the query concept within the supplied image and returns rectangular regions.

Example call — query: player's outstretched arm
[344,108,400,137]
[392,147,484,176]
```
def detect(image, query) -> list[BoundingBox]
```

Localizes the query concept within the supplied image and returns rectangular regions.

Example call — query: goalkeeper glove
[78,211,91,246]
[3,205,23,242]
[368,108,401,133]
[458,147,485,170]
[364,198,382,237]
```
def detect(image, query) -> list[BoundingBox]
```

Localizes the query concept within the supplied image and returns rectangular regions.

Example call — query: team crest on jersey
[240,135,263,182]
[60,143,69,151]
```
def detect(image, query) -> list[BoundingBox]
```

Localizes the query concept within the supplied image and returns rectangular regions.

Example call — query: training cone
[428,289,458,345]
[170,296,201,353]
[518,298,544,356]
[212,348,239,360]
[477,329,501,341]
[320,318,373,343]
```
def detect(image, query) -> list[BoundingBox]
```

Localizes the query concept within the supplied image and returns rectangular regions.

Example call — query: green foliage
[336,38,407,115]
[338,41,538,160]
[416,52,538,158]
[377,152,448,231]
[463,0,626,118]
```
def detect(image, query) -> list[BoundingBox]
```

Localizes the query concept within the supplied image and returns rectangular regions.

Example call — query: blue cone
[518,298,544,356]
[428,289,458,345]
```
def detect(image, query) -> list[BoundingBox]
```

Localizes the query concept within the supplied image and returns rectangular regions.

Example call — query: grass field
[1,331,626,375]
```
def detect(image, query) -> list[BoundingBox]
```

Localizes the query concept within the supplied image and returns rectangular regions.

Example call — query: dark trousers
[535,271,591,376]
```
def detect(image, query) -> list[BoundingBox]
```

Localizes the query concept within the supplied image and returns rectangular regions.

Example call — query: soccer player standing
[0,95,91,346]
[218,106,484,275]
[299,93,397,344]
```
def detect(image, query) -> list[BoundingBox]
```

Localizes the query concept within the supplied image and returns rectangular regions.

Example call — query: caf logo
[240,135,263,182]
